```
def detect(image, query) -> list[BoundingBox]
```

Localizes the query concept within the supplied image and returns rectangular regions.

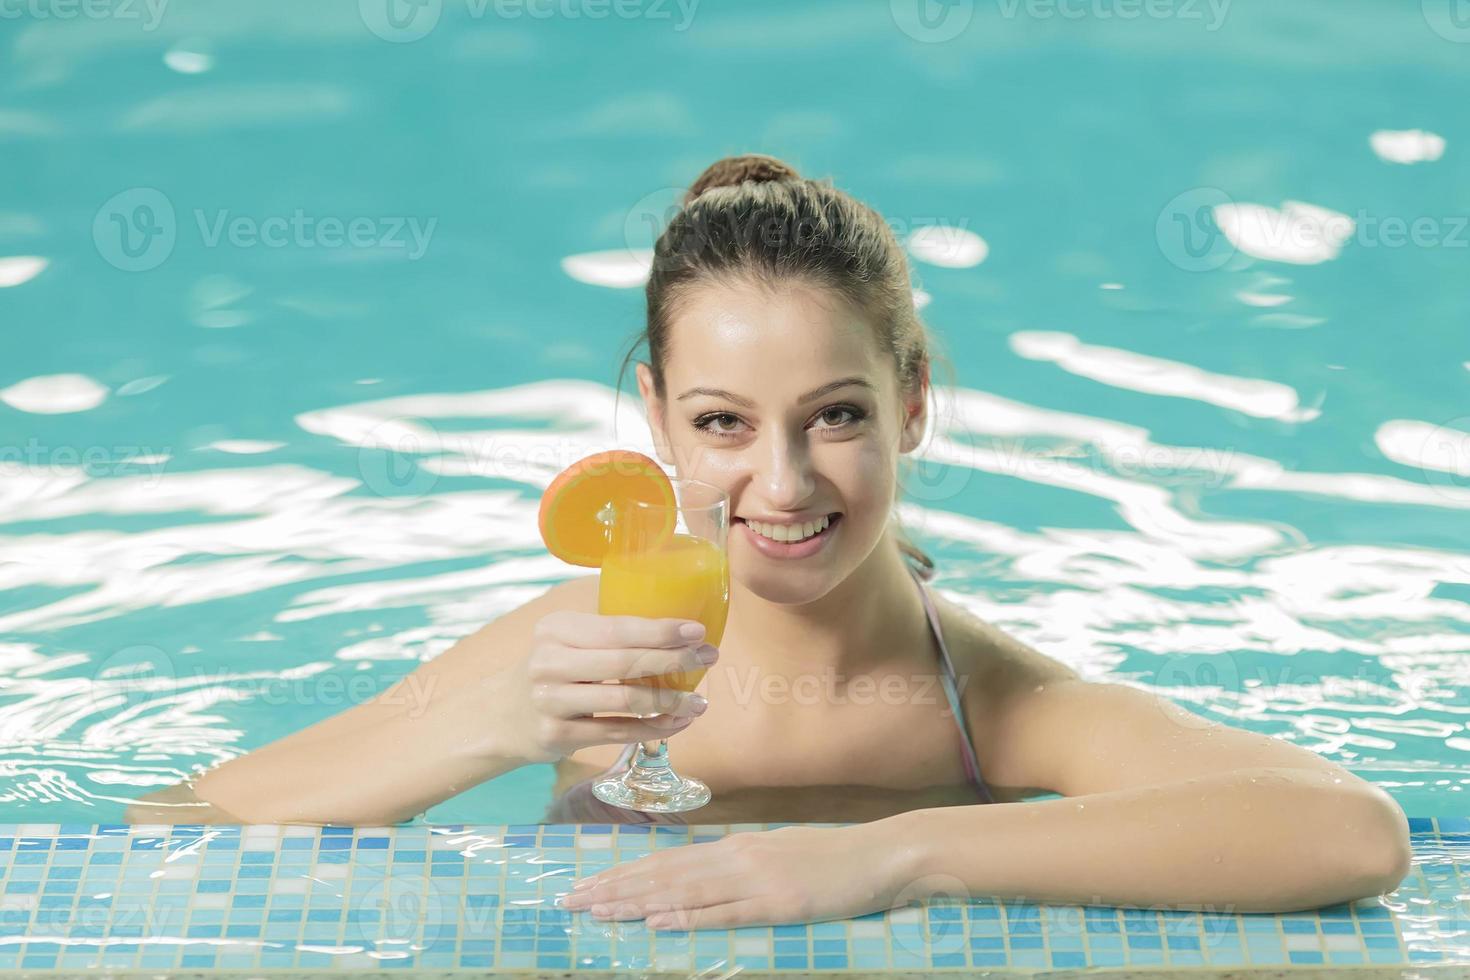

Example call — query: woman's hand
[496,610,719,765]
[558,824,922,930]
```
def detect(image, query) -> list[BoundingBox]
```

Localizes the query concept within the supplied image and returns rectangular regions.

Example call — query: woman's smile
[736,512,843,559]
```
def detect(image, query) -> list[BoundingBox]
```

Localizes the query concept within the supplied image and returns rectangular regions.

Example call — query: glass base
[591,740,711,813]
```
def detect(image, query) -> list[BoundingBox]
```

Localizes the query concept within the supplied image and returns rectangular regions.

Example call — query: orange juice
[599,532,729,692]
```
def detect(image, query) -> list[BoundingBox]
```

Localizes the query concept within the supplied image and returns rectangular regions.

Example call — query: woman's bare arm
[126,576,597,826]
[888,679,1410,912]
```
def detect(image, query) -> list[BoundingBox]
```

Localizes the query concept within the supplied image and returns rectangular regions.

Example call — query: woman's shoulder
[929,585,1082,799]
[929,586,1078,689]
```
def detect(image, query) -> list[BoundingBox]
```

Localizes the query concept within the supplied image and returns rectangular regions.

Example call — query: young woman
[128,154,1411,929]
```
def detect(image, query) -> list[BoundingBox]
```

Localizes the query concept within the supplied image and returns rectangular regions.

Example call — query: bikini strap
[905,559,995,804]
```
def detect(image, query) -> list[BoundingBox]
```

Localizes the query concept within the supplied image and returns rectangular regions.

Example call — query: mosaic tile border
[0,818,1464,973]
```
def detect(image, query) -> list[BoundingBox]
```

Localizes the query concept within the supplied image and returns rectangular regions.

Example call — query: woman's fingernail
[679,623,705,641]
[694,644,718,664]
[687,694,708,715]
[572,877,598,891]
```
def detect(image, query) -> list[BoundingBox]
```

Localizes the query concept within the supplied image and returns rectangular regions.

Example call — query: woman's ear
[635,362,676,467]
[898,360,930,454]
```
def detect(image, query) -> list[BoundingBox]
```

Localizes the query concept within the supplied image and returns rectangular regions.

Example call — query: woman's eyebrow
[676,376,875,408]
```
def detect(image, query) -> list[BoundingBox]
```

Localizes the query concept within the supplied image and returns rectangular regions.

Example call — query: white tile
[158,865,200,879]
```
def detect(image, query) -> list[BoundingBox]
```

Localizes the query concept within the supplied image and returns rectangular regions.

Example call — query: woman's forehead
[669,281,883,367]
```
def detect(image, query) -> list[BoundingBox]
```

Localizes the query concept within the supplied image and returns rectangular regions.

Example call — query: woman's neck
[720,529,932,681]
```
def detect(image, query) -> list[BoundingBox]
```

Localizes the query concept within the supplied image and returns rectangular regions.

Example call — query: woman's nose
[758,432,817,507]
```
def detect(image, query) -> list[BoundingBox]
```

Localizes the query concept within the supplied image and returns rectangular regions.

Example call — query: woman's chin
[737,575,838,606]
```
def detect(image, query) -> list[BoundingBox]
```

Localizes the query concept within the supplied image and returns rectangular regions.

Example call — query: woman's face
[636,280,927,603]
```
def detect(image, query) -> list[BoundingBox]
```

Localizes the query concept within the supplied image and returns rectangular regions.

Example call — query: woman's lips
[735,513,842,559]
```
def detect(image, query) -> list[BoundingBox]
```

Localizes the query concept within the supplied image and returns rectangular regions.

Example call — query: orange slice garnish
[538,450,677,567]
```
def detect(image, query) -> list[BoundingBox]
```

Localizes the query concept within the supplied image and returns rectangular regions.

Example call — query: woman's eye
[693,413,744,438]
[818,406,860,427]
[692,405,866,440]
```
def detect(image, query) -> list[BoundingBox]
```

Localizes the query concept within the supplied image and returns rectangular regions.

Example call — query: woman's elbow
[1350,789,1413,899]
[124,781,240,825]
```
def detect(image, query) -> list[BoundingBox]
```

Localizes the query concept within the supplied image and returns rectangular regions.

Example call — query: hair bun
[684,153,801,204]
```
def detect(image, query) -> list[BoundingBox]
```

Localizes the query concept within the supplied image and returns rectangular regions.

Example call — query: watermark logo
[623,185,684,272]
[0,0,169,30]
[351,868,451,946]
[1158,189,1465,272]
[892,0,1230,41]
[359,0,442,42]
[891,0,974,43]
[88,644,177,714]
[356,416,444,498]
[1418,416,1470,497]
[1423,0,1470,42]
[93,188,176,272]
[360,0,698,41]
[0,439,171,483]
[1156,187,1237,272]
[93,188,437,272]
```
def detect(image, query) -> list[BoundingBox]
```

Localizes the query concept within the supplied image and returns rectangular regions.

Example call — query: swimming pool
[1,0,1467,831]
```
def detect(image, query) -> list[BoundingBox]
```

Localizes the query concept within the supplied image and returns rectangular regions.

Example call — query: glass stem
[634,738,670,769]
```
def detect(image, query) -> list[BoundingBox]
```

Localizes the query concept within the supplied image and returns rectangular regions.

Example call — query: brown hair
[615,153,956,579]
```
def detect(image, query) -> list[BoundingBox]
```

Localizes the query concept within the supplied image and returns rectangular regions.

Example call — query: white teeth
[745,514,831,543]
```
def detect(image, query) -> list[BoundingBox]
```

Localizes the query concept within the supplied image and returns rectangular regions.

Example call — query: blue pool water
[1,0,1467,826]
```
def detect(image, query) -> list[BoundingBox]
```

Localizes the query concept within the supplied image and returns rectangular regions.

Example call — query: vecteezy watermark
[350,868,452,947]
[979,436,1241,490]
[1149,653,1397,730]
[0,0,168,30]
[85,644,441,719]
[1422,0,1470,42]
[358,0,698,42]
[996,0,1230,29]
[1157,187,1470,272]
[890,0,975,43]
[891,0,1228,42]
[92,187,436,272]
[356,416,444,498]
[0,439,171,482]
[717,665,968,707]
[1418,416,1470,498]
